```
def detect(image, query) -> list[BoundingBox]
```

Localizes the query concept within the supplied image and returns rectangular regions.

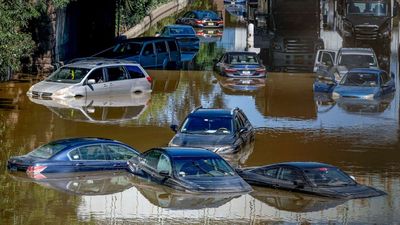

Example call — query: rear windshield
[228,54,259,64]
[45,67,89,84]
[169,27,195,35]
[27,143,67,159]
[304,167,356,187]
[181,116,233,134]
[197,11,220,20]
[174,157,235,177]
[340,72,379,87]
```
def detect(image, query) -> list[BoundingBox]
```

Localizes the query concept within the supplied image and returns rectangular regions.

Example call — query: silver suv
[27,58,152,99]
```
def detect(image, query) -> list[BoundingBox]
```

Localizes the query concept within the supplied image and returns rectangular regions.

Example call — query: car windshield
[198,11,220,20]
[27,143,67,159]
[45,67,89,84]
[340,72,379,87]
[169,27,195,35]
[180,116,233,134]
[347,2,387,16]
[229,54,259,64]
[174,157,235,177]
[339,54,376,68]
[304,167,356,187]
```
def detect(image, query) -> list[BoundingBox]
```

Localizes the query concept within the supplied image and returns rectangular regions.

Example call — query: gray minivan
[93,37,181,69]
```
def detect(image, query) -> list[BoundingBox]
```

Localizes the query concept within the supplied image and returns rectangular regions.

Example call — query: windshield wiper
[192,162,215,177]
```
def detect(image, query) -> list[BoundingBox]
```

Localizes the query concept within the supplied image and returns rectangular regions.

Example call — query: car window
[254,167,278,178]
[304,167,356,187]
[142,43,154,56]
[27,143,67,159]
[143,150,162,169]
[237,111,249,126]
[77,145,107,160]
[381,71,390,84]
[155,41,167,54]
[105,144,138,160]
[157,154,172,175]
[181,116,233,134]
[278,167,302,182]
[107,66,126,81]
[87,68,105,83]
[235,116,245,131]
[126,65,145,79]
[167,41,178,52]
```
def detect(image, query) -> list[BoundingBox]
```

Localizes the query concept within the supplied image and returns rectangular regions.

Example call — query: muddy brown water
[1,69,399,224]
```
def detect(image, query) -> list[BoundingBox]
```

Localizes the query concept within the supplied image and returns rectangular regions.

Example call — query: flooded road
[2,2,400,225]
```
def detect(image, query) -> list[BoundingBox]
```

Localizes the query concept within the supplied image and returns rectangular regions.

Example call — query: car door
[314,50,337,72]
[167,40,180,66]
[249,166,280,187]
[380,71,395,95]
[85,68,109,95]
[155,41,170,68]
[140,42,157,68]
[276,167,306,191]
[104,144,139,170]
[215,54,227,73]
[104,66,130,94]
[238,110,254,143]
[139,150,172,184]
[69,144,111,172]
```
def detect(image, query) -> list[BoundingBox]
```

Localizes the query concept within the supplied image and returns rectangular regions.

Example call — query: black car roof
[152,147,221,158]
[119,37,176,43]
[265,162,336,169]
[225,51,258,55]
[49,137,122,148]
[189,108,234,117]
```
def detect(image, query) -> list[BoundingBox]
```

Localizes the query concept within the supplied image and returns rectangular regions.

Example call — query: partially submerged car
[214,52,266,78]
[127,147,252,193]
[176,10,224,28]
[168,107,255,155]
[332,68,395,100]
[313,66,337,93]
[157,25,200,52]
[27,58,152,99]
[237,162,386,199]
[93,37,181,69]
[8,137,139,174]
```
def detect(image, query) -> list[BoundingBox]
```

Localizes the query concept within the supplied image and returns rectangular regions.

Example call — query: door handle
[75,162,84,166]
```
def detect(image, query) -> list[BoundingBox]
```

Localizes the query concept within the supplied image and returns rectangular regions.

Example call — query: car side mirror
[239,127,248,134]
[159,170,171,177]
[170,124,178,133]
[155,32,161,37]
[87,79,96,85]
[293,179,305,189]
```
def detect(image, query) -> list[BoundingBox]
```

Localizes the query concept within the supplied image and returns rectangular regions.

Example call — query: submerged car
[332,68,395,100]
[7,137,139,174]
[313,67,337,93]
[176,10,224,28]
[27,58,152,99]
[127,147,252,193]
[214,52,266,78]
[237,162,386,199]
[168,107,255,155]
[157,25,200,52]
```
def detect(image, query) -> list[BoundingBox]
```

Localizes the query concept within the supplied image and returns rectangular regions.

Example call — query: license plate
[208,22,214,26]
[241,80,251,84]
[242,71,251,75]
[207,30,214,34]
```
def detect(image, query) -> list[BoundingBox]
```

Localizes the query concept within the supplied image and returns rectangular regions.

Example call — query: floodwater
[2,3,400,225]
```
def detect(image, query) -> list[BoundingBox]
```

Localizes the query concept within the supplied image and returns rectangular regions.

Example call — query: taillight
[27,165,47,174]
[146,76,153,83]
[256,68,266,73]
[195,19,204,24]
[196,31,204,36]
[224,68,237,73]
[217,21,224,24]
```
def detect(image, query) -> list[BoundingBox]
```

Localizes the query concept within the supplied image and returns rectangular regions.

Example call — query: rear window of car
[27,143,67,159]
[126,66,145,79]
[197,11,220,20]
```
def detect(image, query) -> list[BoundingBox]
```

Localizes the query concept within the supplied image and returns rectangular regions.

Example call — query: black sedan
[127,147,252,193]
[214,52,266,78]
[176,10,223,28]
[237,162,386,199]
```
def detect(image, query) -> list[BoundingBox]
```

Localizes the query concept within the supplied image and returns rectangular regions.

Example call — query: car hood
[334,85,378,97]
[180,176,252,193]
[317,184,386,199]
[346,15,388,27]
[170,133,235,149]
[30,81,74,94]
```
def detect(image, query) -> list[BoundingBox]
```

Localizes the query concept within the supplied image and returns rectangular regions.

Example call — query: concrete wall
[123,0,189,38]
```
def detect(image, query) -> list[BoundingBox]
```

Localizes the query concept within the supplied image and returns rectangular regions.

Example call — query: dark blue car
[128,147,252,193]
[214,52,266,78]
[7,137,140,174]
[158,25,200,52]
[332,68,395,100]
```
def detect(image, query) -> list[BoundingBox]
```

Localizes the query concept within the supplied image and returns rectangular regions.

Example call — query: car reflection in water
[195,28,223,43]
[217,76,266,94]
[10,171,134,196]
[251,186,346,213]
[28,92,150,124]
[132,176,243,210]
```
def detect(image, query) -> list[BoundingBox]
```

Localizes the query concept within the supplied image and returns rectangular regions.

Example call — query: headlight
[332,91,340,99]
[362,94,375,100]
[213,146,234,154]
[53,88,74,98]
[27,85,35,95]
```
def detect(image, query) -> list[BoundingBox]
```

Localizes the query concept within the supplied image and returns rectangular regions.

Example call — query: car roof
[49,137,122,148]
[348,68,383,74]
[120,37,176,43]
[266,162,336,169]
[225,51,258,55]
[152,147,221,158]
[166,24,194,29]
[189,108,234,117]
[192,10,218,14]
[65,58,141,69]
[339,48,374,55]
